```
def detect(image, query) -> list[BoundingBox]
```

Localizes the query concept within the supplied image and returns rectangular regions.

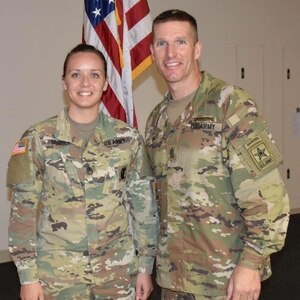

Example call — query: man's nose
[166,44,176,58]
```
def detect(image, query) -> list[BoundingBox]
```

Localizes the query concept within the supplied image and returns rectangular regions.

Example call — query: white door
[283,47,300,211]
[236,45,264,114]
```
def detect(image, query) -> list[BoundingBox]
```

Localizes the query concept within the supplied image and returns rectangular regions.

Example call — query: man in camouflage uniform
[145,9,289,300]
[7,44,159,300]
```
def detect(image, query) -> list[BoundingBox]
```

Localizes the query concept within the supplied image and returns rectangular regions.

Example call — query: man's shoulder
[205,71,252,101]
[147,98,166,124]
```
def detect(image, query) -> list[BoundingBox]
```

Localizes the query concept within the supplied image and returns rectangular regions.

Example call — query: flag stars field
[83,0,153,127]
[92,8,101,17]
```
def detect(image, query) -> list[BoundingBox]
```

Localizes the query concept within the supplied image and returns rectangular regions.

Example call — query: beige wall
[1,0,299,258]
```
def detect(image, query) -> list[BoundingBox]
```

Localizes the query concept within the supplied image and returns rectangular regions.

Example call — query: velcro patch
[239,131,282,177]
[7,138,32,186]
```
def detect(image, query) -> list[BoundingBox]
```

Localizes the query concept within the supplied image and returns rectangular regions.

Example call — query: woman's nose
[80,75,90,86]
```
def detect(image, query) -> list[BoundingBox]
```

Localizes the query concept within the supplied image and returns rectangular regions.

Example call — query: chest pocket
[176,120,223,177]
[42,151,80,202]
[87,138,132,195]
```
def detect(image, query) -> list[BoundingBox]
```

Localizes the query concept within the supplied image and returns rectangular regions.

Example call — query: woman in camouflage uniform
[7,44,159,300]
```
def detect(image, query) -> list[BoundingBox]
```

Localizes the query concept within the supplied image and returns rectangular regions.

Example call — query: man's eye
[156,41,166,47]
[177,40,186,45]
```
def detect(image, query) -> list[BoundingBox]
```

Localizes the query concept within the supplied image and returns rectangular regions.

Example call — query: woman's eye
[91,73,100,79]
[71,73,80,78]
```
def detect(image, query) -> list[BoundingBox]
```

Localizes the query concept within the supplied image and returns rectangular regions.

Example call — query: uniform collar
[54,108,119,147]
[157,71,213,129]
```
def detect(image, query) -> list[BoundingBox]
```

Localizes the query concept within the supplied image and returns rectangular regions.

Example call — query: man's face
[151,21,201,85]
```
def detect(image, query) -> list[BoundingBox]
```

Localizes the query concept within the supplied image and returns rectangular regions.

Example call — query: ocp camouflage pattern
[145,71,289,298]
[7,108,159,298]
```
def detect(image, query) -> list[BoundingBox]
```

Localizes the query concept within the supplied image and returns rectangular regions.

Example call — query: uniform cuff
[238,247,266,271]
[138,256,155,274]
[17,265,39,285]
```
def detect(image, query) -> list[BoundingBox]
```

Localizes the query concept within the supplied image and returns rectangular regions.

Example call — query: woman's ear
[103,79,108,92]
[62,75,67,90]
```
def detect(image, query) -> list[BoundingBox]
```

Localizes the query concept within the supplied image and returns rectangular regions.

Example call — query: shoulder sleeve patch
[239,131,283,177]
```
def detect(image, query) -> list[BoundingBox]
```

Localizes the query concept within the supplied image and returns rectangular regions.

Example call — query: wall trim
[291,208,300,215]
[0,250,11,263]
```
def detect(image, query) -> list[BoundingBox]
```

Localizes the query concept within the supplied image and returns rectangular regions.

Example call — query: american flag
[83,0,153,127]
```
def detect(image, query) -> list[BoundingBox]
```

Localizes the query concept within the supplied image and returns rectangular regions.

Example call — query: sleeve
[223,88,290,275]
[125,131,160,274]
[7,129,44,284]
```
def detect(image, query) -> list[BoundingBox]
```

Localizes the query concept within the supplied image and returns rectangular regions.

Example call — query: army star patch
[239,130,283,178]
[245,135,274,170]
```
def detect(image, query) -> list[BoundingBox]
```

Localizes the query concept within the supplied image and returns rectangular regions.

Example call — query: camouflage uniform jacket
[145,71,289,297]
[7,108,159,288]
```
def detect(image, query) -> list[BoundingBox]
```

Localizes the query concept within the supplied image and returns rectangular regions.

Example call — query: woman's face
[62,51,108,115]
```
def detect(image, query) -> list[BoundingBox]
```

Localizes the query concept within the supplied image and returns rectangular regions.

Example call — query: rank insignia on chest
[120,167,127,180]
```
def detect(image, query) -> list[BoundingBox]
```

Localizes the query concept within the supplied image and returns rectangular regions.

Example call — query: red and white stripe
[83,0,152,127]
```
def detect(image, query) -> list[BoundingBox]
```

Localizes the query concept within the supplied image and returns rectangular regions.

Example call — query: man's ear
[195,41,202,60]
[150,44,154,57]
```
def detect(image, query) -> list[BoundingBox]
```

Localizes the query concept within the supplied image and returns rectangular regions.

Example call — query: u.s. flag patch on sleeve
[11,139,28,156]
